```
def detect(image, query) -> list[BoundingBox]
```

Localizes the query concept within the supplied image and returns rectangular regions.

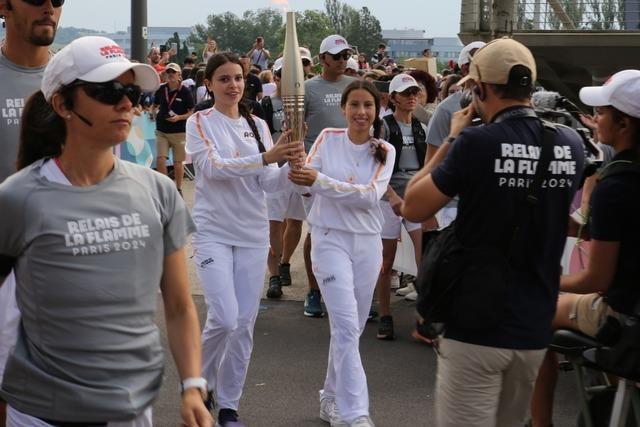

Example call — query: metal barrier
[516,0,640,31]
[460,0,640,33]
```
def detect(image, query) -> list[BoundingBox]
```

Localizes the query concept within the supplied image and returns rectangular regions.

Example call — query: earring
[65,115,71,120]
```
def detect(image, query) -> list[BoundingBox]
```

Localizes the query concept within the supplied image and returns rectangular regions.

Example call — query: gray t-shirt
[303,75,357,152]
[250,48,269,71]
[0,158,195,422]
[425,90,463,208]
[0,53,47,183]
[382,118,426,198]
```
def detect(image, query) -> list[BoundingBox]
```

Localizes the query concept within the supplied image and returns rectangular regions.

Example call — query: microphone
[71,110,93,127]
[531,91,586,116]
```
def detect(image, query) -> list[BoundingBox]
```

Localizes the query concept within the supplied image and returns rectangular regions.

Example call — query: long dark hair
[204,52,265,153]
[17,87,74,170]
[340,80,386,164]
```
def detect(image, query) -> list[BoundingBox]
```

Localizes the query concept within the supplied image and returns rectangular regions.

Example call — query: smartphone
[159,44,167,53]
[171,42,177,51]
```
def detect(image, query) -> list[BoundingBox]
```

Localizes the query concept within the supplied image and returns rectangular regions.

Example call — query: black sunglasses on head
[330,52,350,61]
[22,0,65,7]
[74,81,142,106]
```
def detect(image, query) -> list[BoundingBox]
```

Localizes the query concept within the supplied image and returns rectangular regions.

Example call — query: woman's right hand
[263,139,305,165]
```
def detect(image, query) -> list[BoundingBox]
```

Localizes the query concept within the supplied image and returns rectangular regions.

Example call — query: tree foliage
[189,3,384,61]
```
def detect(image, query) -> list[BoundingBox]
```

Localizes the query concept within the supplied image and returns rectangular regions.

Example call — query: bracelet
[180,377,208,398]
[445,136,456,144]
[262,153,269,166]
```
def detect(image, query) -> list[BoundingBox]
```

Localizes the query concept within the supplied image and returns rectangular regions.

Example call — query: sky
[57,0,462,37]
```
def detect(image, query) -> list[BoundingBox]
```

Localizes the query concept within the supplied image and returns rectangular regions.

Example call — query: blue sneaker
[304,289,324,317]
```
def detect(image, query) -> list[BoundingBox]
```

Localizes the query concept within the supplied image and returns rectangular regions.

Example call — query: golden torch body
[281,12,306,152]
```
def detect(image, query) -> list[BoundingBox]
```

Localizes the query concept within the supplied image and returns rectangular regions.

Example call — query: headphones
[473,84,485,101]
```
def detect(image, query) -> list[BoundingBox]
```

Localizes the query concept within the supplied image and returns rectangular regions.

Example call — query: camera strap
[491,106,538,123]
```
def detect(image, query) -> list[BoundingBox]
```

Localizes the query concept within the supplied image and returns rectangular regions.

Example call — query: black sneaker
[279,262,292,286]
[216,408,245,427]
[368,308,378,321]
[266,275,283,299]
[377,315,395,340]
[304,289,324,317]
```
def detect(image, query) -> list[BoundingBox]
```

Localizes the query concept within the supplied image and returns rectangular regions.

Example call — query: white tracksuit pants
[311,227,382,423]
[0,272,20,385]
[194,241,269,411]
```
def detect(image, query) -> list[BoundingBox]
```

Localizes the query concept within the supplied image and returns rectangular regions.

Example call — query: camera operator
[403,38,585,427]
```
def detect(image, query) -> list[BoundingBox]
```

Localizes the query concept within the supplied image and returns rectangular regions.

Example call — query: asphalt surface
[150,180,582,426]
[152,297,581,427]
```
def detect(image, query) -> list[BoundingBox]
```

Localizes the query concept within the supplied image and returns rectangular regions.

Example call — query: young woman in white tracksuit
[185,52,304,427]
[289,80,395,427]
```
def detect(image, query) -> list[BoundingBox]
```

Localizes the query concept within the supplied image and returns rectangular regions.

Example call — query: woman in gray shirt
[0,37,212,427]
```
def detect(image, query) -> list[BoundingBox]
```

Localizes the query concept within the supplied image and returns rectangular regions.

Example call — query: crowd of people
[0,1,639,427]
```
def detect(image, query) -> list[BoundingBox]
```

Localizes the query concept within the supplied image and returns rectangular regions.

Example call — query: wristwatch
[180,377,208,400]
[445,135,457,144]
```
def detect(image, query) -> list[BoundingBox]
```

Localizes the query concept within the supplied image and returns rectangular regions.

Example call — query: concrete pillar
[491,0,517,36]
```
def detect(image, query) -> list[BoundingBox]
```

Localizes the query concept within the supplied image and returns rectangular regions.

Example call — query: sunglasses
[165,69,177,75]
[330,53,351,61]
[75,81,142,106]
[22,0,65,7]
[399,87,421,97]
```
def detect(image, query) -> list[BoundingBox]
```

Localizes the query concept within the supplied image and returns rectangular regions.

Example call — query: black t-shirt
[589,149,640,315]
[245,74,263,101]
[431,114,585,349]
[153,84,194,133]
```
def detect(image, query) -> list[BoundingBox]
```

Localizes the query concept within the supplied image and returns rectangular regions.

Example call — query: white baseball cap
[457,41,486,66]
[273,57,284,72]
[389,74,420,94]
[346,57,358,71]
[319,35,350,55]
[300,47,312,62]
[42,36,160,102]
[579,69,640,119]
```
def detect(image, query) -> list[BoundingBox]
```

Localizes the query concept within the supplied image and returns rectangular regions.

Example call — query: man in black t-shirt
[239,55,263,101]
[151,63,194,195]
[403,38,585,427]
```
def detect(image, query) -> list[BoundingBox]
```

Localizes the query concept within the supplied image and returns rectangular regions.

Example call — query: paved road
[151,179,582,426]
[152,297,580,427]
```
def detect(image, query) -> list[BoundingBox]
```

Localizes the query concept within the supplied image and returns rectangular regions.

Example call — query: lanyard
[165,85,180,110]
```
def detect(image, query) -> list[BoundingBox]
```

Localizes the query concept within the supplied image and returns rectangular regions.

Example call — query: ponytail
[371,116,387,164]
[239,101,266,153]
[17,90,67,170]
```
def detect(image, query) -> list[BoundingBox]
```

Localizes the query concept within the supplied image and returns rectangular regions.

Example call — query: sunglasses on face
[330,53,350,61]
[399,88,420,97]
[302,59,311,66]
[75,81,142,106]
[22,0,65,7]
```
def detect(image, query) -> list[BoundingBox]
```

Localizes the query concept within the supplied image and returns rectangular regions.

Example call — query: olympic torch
[281,11,305,169]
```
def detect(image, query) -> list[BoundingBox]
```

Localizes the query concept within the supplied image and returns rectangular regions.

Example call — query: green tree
[347,7,383,55]
[294,9,334,56]
[324,0,355,36]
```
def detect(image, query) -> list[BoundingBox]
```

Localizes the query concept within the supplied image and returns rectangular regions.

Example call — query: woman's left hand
[288,166,318,186]
[180,389,213,427]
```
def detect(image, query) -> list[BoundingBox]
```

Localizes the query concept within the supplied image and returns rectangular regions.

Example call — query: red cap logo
[100,45,126,59]
[335,39,346,46]
[402,76,413,82]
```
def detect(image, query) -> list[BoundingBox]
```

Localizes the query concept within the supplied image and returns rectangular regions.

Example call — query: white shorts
[436,207,458,229]
[266,190,306,222]
[380,200,421,240]
[7,405,153,427]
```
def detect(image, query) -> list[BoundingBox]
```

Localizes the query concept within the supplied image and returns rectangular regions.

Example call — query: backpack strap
[597,160,640,182]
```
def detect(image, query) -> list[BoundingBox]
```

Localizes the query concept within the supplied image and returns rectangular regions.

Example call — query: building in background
[103,26,194,57]
[381,29,462,64]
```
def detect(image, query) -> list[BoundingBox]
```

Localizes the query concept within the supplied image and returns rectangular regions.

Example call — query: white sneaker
[396,283,415,296]
[404,290,418,301]
[319,391,348,426]
[349,415,376,427]
[390,271,400,289]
